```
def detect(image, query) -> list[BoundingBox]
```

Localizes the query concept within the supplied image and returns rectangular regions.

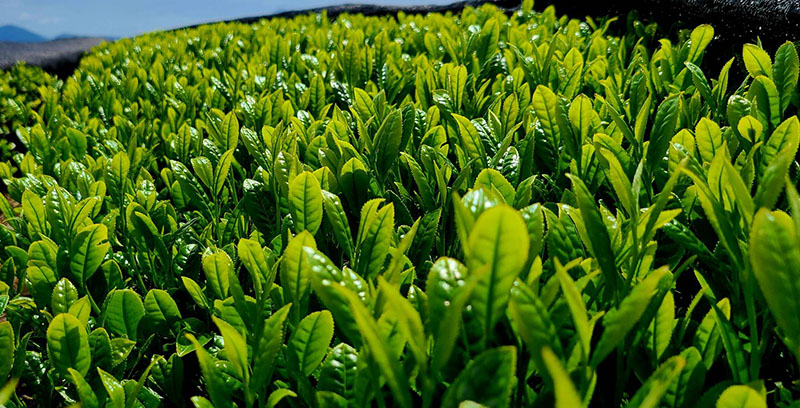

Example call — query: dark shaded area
[555,0,800,50]
[554,0,800,82]
[0,37,107,77]
[179,0,517,29]
[2,0,800,78]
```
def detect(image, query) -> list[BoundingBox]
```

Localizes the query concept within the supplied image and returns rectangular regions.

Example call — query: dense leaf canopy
[1,1,800,407]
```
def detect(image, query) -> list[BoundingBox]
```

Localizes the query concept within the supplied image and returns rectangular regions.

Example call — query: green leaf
[707,297,748,382]
[742,44,772,78]
[373,109,403,176]
[635,96,653,147]
[192,157,214,192]
[755,146,794,210]
[449,65,467,110]
[624,356,686,408]
[213,149,234,196]
[663,347,706,408]
[103,289,145,340]
[68,296,92,327]
[68,368,100,408]
[108,151,130,196]
[378,277,426,367]
[98,368,126,408]
[737,115,763,143]
[561,48,584,99]
[568,94,597,152]
[321,190,355,259]
[685,62,713,106]
[281,230,316,321]
[221,110,240,151]
[185,333,232,408]
[306,247,364,346]
[202,248,232,299]
[288,310,335,376]
[88,327,113,371]
[318,343,359,399]
[52,277,78,315]
[759,115,800,178]
[749,75,781,129]
[69,223,109,284]
[237,238,273,296]
[125,357,158,408]
[268,388,298,408]
[330,283,411,408]
[45,186,74,245]
[27,264,57,309]
[520,203,545,257]
[750,209,800,360]
[696,120,724,161]
[773,41,799,112]
[541,347,582,408]
[191,396,215,408]
[599,148,636,216]
[646,95,680,170]
[441,346,517,408]
[251,304,292,392]
[692,296,728,370]
[213,316,249,383]
[22,190,48,235]
[355,202,394,279]
[289,171,324,235]
[604,102,636,148]
[427,258,481,373]
[452,114,487,166]
[144,289,181,333]
[715,385,767,408]
[554,259,591,361]
[341,39,362,85]
[533,85,560,145]
[681,165,744,266]
[47,313,91,376]
[0,378,17,406]
[474,169,515,204]
[649,291,675,360]
[383,217,420,285]
[401,152,437,210]
[468,205,529,343]
[317,391,347,408]
[592,267,670,366]
[182,277,210,309]
[509,280,561,369]
[353,88,375,121]
[686,24,714,64]
[339,157,370,210]
[568,174,620,298]
[0,322,13,380]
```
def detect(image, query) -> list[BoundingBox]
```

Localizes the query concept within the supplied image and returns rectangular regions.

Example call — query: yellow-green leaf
[468,205,529,342]
[750,209,800,361]
[47,313,91,376]
[289,171,324,235]
[742,44,773,78]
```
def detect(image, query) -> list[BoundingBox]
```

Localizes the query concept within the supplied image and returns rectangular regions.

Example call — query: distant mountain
[0,25,47,42]
[53,34,81,40]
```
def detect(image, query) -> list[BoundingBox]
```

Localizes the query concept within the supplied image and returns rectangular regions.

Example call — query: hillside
[0,25,46,42]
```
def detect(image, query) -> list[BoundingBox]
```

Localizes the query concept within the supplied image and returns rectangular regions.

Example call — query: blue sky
[0,0,453,39]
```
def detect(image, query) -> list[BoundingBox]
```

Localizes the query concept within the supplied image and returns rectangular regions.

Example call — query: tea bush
[0,63,56,162]
[1,1,799,407]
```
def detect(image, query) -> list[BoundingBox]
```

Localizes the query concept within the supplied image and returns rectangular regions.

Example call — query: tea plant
[0,63,56,162]
[1,1,800,407]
